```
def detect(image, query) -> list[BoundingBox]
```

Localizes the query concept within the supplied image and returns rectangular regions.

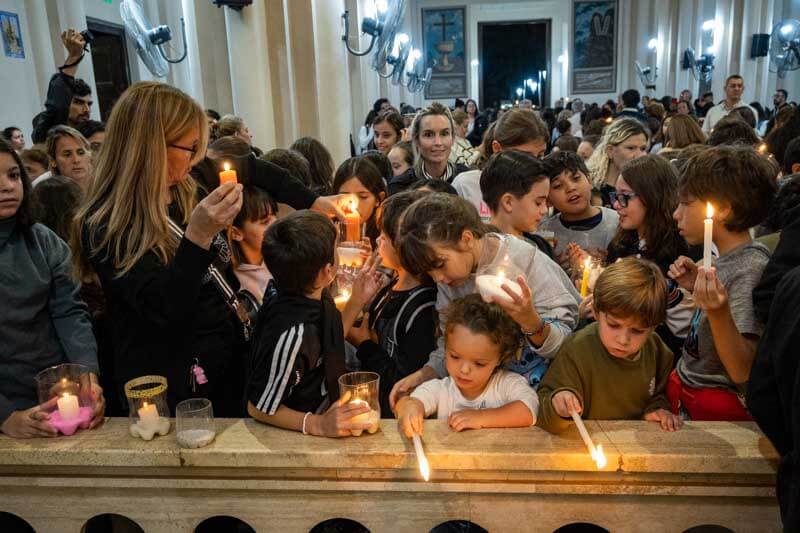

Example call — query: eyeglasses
[609,191,639,208]
[169,143,199,156]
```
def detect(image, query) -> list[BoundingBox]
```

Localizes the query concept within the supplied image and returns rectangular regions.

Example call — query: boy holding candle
[667,146,778,421]
[246,211,373,437]
[537,258,682,434]
[538,151,619,273]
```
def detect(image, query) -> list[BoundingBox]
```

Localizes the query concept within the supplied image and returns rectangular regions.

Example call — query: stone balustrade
[0,418,782,532]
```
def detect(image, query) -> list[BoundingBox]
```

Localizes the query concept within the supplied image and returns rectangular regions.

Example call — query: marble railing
[0,418,781,533]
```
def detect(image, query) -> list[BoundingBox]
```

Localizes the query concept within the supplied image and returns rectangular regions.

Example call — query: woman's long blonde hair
[72,81,208,279]
[587,117,649,188]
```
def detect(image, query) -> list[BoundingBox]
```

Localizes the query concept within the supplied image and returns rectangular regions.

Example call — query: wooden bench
[0,418,781,532]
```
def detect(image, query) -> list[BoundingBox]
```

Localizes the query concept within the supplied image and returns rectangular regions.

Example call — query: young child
[333,156,387,247]
[539,151,619,272]
[604,155,698,357]
[537,258,682,434]
[480,150,553,258]
[246,211,372,437]
[388,193,579,406]
[388,141,413,178]
[668,145,778,421]
[346,191,438,416]
[229,186,278,304]
[396,294,537,436]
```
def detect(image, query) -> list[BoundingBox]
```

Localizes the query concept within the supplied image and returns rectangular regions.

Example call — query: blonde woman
[586,117,649,207]
[33,125,92,191]
[73,82,246,415]
[387,102,470,195]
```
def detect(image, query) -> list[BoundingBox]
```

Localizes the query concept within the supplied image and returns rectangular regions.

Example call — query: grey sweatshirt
[0,218,98,424]
[426,234,581,377]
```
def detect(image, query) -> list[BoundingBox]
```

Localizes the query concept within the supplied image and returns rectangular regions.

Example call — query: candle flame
[592,444,608,469]
[62,392,70,399]
[223,162,230,171]
[583,257,591,270]
[758,143,768,154]
[142,401,149,408]
[706,202,714,218]
[605,117,613,124]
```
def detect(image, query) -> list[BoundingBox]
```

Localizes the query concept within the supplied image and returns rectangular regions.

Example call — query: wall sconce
[341,0,430,93]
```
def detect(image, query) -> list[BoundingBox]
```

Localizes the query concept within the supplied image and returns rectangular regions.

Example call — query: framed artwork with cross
[422,6,467,99]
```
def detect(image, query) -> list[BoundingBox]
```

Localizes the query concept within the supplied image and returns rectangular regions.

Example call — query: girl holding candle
[396,294,538,435]
[333,156,387,248]
[344,191,437,416]
[0,140,105,438]
[387,103,470,195]
[388,194,579,408]
[72,82,247,416]
[586,118,650,208]
[668,146,777,421]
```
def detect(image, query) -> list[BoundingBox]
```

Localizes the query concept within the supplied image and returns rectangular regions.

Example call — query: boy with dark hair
[554,135,580,153]
[480,150,553,258]
[782,137,800,177]
[537,258,681,433]
[246,211,372,437]
[669,145,778,420]
[538,151,619,272]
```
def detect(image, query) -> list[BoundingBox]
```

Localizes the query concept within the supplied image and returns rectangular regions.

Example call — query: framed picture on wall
[0,11,25,59]
[422,6,467,99]
[571,0,617,94]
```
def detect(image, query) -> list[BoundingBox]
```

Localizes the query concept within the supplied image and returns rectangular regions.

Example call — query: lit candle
[475,271,522,304]
[344,198,361,242]
[579,257,592,297]
[57,393,80,421]
[757,143,768,155]
[605,116,613,124]
[137,401,160,430]
[703,202,714,269]
[337,246,365,268]
[334,289,351,312]
[219,162,237,185]
[348,399,380,436]
[412,433,431,481]
[571,411,607,469]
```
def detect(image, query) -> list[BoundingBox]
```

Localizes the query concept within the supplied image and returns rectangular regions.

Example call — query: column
[24,0,55,104]
[284,0,320,141]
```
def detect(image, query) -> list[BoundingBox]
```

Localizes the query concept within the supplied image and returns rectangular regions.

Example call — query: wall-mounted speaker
[751,33,770,58]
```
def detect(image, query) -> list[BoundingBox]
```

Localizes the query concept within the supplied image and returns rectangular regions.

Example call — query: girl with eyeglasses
[604,154,699,358]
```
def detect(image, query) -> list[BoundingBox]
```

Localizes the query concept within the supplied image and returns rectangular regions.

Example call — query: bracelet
[302,412,312,435]
[521,319,548,338]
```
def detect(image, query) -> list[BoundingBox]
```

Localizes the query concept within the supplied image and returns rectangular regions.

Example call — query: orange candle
[344,198,361,242]
[219,162,237,185]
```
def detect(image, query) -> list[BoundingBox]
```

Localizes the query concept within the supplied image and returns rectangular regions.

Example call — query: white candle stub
[476,274,522,304]
[338,246,365,268]
[348,399,380,436]
[177,429,216,449]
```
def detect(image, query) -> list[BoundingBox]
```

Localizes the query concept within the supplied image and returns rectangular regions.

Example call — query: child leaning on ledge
[396,294,539,437]
[537,258,682,434]
[246,211,372,437]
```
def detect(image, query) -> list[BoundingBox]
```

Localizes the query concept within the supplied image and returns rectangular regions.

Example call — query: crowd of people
[4,27,800,530]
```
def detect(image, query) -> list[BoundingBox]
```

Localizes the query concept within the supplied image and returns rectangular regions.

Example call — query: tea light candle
[334,290,351,312]
[348,399,380,436]
[579,257,592,297]
[337,246,365,268]
[703,202,714,269]
[137,401,160,431]
[57,393,79,421]
[344,199,361,242]
[219,162,237,185]
[475,272,522,304]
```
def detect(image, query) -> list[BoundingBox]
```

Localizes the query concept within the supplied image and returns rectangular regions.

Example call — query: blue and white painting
[0,11,24,59]
[422,6,467,98]
[572,0,616,93]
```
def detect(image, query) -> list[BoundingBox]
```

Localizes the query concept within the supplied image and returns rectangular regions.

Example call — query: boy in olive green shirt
[538,258,683,434]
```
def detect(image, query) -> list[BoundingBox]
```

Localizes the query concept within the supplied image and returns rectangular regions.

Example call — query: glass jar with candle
[124,375,171,441]
[35,363,94,436]
[338,371,381,436]
[475,234,525,305]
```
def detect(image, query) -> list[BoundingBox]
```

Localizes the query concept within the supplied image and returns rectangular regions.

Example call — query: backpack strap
[391,286,436,341]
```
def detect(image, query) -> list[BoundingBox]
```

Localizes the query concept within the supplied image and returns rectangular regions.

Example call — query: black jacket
[753,204,800,324]
[466,113,490,147]
[32,73,76,144]
[387,163,470,196]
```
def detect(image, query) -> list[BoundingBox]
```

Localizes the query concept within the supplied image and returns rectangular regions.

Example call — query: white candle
[475,273,522,304]
[571,411,607,469]
[57,393,79,421]
[703,202,714,269]
[137,402,160,430]
[348,399,380,436]
[337,246,365,268]
[412,433,431,481]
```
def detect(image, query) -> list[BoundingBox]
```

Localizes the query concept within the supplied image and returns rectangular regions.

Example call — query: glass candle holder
[338,371,381,436]
[124,375,171,441]
[176,398,216,449]
[475,234,525,305]
[35,363,94,436]
[332,269,356,312]
[337,239,371,271]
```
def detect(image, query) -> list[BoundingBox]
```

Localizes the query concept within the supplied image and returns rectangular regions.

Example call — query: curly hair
[443,294,522,365]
